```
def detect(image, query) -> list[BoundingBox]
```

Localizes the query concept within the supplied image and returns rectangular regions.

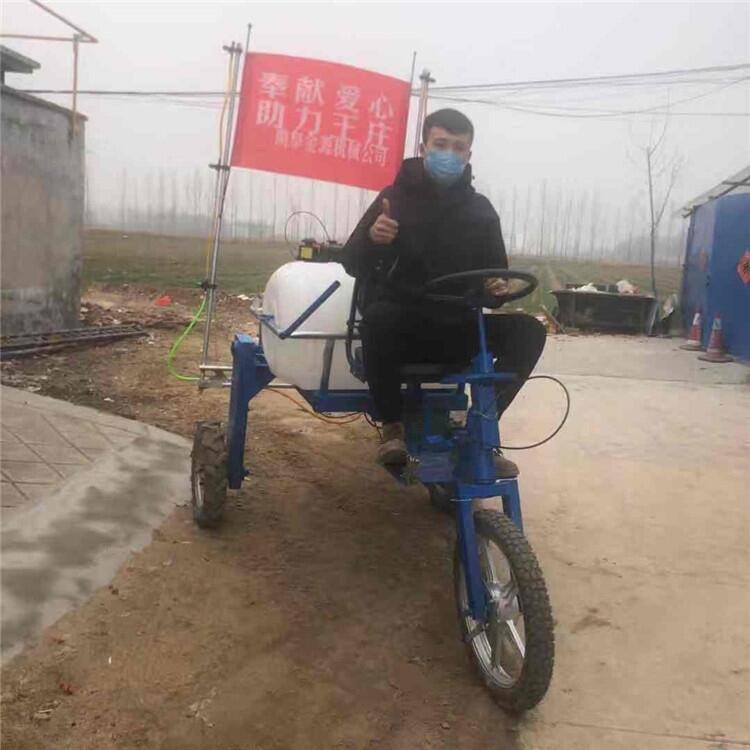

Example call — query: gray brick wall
[1,87,86,335]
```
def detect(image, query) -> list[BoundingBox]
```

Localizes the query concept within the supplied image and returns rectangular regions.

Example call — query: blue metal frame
[227,302,526,625]
[226,335,273,489]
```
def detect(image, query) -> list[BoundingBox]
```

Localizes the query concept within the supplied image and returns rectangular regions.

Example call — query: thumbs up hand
[368,197,399,245]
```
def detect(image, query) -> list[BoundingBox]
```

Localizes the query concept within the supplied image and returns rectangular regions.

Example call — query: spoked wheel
[191,421,228,529]
[454,509,554,712]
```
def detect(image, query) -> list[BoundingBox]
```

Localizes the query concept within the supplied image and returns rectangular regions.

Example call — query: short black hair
[422,108,474,145]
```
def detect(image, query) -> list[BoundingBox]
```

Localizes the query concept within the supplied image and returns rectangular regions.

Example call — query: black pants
[360,300,546,424]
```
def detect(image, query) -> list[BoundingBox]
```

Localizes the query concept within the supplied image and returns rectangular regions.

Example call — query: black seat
[399,363,451,380]
[351,345,464,384]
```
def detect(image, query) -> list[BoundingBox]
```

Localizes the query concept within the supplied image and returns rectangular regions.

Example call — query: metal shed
[680,166,750,361]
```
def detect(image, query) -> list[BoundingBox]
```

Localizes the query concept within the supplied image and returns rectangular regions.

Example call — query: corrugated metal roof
[0,45,40,76]
[1,84,87,121]
[681,164,750,216]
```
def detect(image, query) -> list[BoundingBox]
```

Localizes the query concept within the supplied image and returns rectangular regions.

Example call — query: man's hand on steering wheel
[424,269,539,309]
[484,277,509,299]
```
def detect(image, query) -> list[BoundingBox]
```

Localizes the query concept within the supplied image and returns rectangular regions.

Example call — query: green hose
[167,296,207,382]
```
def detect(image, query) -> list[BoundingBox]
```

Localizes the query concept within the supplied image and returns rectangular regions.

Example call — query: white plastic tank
[260,262,367,391]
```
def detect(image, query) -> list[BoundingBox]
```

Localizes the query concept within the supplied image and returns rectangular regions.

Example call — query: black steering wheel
[424,268,539,309]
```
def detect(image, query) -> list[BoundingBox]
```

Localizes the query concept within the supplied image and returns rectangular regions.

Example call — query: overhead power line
[19,60,750,98]
[18,89,231,96]
[16,62,749,119]
[432,76,750,118]
[21,88,749,118]
[430,62,750,92]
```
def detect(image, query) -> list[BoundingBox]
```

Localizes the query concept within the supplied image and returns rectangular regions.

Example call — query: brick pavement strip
[0,385,190,662]
[0,387,163,516]
[0,389,152,515]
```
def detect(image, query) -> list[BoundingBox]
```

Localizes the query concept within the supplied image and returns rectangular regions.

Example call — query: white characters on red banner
[256,99,286,129]
[254,69,398,168]
[295,76,325,106]
[335,84,361,113]
[362,93,394,166]
[259,72,289,100]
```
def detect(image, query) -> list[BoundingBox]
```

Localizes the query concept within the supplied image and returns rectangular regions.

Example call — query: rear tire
[454,509,554,712]
[191,421,228,529]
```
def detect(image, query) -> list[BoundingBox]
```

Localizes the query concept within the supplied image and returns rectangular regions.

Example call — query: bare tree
[611,207,622,260]
[521,185,532,256]
[633,117,682,297]
[537,179,547,256]
[145,172,154,233]
[119,168,128,230]
[573,190,587,259]
[170,171,179,234]
[132,176,139,232]
[560,193,574,257]
[588,190,599,259]
[645,128,680,295]
[332,181,339,241]
[272,174,279,241]
[509,185,517,254]
[549,184,562,257]
[309,180,316,238]
[157,169,167,235]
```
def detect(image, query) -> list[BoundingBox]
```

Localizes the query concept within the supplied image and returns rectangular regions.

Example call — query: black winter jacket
[341,157,508,310]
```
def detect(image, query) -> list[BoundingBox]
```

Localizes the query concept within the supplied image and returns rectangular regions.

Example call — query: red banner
[231,53,410,191]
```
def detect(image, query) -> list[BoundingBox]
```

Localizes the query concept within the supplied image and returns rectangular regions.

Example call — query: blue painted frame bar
[226,334,274,489]
[297,387,468,420]
[455,499,487,621]
[222,304,527,628]
[501,479,524,533]
[278,281,341,339]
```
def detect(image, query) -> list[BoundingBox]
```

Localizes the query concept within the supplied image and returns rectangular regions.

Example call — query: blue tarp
[681,193,750,361]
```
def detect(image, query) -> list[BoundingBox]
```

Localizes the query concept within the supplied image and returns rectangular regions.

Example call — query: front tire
[191,421,228,529]
[454,509,554,712]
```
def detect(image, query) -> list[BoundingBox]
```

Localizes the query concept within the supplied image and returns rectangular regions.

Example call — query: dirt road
[1,288,521,749]
[2,285,748,750]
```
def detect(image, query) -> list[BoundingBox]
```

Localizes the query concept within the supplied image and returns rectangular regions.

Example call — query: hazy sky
[2,1,749,247]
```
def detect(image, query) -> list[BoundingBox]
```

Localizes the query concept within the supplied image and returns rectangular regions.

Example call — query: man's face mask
[423,148,467,187]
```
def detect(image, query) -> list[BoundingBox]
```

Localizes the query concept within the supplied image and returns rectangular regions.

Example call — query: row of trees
[85,166,686,267]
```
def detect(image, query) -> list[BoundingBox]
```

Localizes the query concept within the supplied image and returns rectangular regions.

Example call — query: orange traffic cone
[698,315,733,363]
[680,310,703,351]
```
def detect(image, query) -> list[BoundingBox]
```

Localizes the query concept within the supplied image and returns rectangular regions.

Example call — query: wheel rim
[458,534,526,688]
[191,468,205,513]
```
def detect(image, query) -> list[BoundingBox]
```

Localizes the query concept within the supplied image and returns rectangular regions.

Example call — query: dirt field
[0,241,703,749]
[0,286,526,749]
[82,229,683,316]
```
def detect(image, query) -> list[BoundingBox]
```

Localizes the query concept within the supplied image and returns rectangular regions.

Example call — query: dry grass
[83,229,682,314]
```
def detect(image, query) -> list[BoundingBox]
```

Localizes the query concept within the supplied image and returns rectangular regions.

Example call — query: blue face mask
[423,148,467,187]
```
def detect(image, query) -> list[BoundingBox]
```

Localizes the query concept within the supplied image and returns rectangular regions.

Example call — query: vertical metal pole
[405,52,417,158]
[408,51,417,92]
[413,69,434,157]
[71,34,80,134]
[201,41,245,367]
[243,23,252,58]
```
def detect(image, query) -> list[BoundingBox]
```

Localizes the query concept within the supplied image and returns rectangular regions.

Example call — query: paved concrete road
[496,336,750,749]
[0,387,190,663]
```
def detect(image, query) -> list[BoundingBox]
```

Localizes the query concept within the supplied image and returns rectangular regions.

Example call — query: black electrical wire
[429,62,750,93]
[22,62,750,99]
[283,210,331,251]
[431,76,750,119]
[499,375,571,450]
[360,374,570,450]
[363,411,383,439]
